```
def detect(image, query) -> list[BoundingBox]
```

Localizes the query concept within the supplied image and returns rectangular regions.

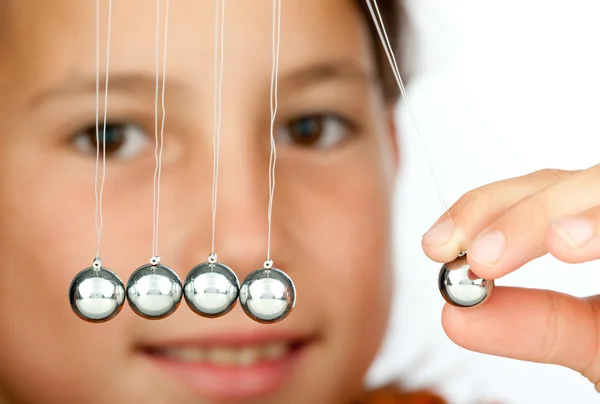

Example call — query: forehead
[2,0,375,91]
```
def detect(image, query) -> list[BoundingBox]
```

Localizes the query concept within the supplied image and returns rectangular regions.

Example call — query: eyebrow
[279,60,376,90]
[27,61,373,109]
[27,73,185,110]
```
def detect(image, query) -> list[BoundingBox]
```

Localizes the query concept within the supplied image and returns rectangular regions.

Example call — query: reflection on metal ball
[184,262,239,318]
[239,268,295,324]
[69,266,125,323]
[438,252,494,308]
[126,264,182,319]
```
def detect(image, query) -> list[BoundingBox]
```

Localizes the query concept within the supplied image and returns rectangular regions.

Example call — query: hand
[421,167,600,390]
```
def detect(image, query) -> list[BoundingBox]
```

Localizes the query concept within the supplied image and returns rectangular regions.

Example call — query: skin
[1,0,598,402]
[423,168,600,391]
[0,1,397,403]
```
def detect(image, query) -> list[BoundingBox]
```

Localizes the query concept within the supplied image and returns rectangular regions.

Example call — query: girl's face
[0,1,398,403]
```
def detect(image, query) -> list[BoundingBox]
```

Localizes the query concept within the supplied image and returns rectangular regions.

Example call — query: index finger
[422,169,573,264]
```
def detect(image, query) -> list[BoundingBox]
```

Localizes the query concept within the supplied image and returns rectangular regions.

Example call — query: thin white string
[152,0,170,258]
[152,0,160,258]
[366,0,453,222]
[94,0,100,257]
[266,0,282,262]
[156,0,170,257]
[211,0,219,255]
[95,0,113,259]
[211,0,226,256]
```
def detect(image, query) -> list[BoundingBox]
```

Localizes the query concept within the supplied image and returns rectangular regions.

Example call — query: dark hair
[355,0,406,103]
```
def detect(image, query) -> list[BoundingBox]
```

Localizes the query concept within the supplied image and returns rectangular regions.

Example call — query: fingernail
[470,230,506,266]
[552,217,594,248]
[422,219,454,246]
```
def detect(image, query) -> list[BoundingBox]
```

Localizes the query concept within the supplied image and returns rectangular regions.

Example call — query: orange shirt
[357,386,446,404]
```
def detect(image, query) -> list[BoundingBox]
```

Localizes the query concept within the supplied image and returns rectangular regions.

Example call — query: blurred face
[0,1,398,403]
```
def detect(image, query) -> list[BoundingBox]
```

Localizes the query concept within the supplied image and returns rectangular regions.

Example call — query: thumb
[441,287,600,390]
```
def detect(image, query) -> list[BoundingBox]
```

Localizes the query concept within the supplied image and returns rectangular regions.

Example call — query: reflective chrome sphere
[438,253,494,307]
[69,267,125,323]
[239,268,295,323]
[184,262,239,318]
[126,264,182,319]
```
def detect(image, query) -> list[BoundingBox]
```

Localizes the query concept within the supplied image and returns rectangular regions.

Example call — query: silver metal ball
[126,263,182,319]
[69,266,125,323]
[239,268,295,324]
[183,262,239,318]
[438,253,494,307]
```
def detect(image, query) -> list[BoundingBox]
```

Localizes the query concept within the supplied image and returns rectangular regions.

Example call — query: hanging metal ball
[184,260,239,318]
[69,265,125,323]
[239,266,295,324]
[126,263,182,319]
[438,252,494,308]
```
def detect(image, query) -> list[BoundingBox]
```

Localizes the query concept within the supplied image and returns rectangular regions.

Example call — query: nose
[173,129,286,283]
[214,146,273,278]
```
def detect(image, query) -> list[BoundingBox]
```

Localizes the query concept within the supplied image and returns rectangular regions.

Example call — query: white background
[367,1,600,403]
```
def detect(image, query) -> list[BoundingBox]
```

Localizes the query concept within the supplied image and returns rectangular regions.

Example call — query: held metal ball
[239,267,296,324]
[438,252,494,308]
[126,263,182,319]
[69,266,125,323]
[184,262,239,318]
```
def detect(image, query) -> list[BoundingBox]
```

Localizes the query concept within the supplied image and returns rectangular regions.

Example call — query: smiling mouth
[139,335,312,400]
[143,340,303,367]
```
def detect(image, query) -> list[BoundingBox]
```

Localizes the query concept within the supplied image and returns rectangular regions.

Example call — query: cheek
[280,148,393,379]
[0,148,151,401]
[322,170,392,338]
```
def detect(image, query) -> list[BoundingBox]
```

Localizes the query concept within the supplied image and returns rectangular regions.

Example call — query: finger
[422,169,574,263]
[442,287,600,389]
[467,164,600,279]
[547,203,600,263]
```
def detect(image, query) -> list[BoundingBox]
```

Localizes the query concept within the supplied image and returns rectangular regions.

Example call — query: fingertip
[546,219,600,264]
[440,303,459,335]
[421,241,456,263]
[440,290,503,352]
[422,219,453,245]
[440,304,474,350]
[464,255,496,279]
[421,236,465,264]
[465,229,507,279]
[545,223,578,263]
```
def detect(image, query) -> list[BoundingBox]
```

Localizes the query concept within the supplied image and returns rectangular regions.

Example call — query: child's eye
[71,123,151,160]
[278,114,356,149]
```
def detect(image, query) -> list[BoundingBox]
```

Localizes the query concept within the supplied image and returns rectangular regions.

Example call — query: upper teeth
[160,343,290,367]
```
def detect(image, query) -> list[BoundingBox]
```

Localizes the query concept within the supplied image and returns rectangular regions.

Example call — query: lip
[139,331,313,401]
